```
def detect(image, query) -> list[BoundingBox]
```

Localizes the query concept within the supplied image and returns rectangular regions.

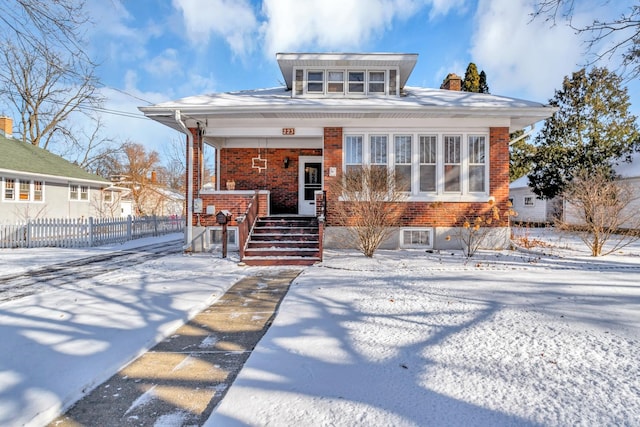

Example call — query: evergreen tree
[509,131,536,181]
[462,63,480,92]
[529,67,640,199]
[479,70,490,94]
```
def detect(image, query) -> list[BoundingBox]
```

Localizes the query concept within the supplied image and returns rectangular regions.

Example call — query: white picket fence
[0,215,185,249]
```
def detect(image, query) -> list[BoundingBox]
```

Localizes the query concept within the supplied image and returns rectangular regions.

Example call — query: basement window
[401,228,433,249]
[210,226,238,249]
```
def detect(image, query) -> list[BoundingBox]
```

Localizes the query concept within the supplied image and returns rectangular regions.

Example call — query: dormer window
[328,71,344,93]
[348,71,364,93]
[307,71,324,93]
[278,53,416,98]
[369,71,385,93]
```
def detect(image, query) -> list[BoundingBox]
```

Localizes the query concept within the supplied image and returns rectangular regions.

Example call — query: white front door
[298,156,323,215]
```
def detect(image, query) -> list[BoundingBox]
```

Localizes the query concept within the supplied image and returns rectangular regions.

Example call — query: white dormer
[276,52,418,98]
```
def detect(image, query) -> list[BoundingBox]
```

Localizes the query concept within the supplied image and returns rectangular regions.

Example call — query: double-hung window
[370,135,388,191]
[70,184,79,200]
[444,135,461,192]
[345,135,363,191]
[419,135,437,192]
[369,71,385,93]
[394,135,412,192]
[4,178,15,200]
[468,136,486,192]
[19,181,30,200]
[327,71,344,93]
[34,181,43,201]
[348,71,365,93]
[307,71,324,93]
[80,185,89,200]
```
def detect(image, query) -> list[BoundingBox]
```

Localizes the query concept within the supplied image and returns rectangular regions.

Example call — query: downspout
[175,110,194,250]
[509,124,535,146]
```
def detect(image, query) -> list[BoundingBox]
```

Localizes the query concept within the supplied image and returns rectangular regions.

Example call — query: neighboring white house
[511,153,640,228]
[0,116,119,222]
[509,175,561,224]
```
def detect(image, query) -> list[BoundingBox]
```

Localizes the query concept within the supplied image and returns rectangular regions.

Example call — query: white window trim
[2,177,45,203]
[400,228,434,249]
[293,66,400,97]
[69,183,90,202]
[342,129,491,202]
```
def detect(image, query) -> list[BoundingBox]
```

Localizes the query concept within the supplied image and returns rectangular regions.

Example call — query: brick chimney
[0,116,12,138]
[440,73,462,91]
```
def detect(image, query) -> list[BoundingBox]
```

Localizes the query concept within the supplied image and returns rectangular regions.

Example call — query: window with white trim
[419,135,437,192]
[327,70,344,93]
[103,189,113,203]
[369,71,385,93]
[394,135,412,192]
[19,181,30,200]
[70,184,79,200]
[343,131,489,199]
[444,135,461,192]
[80,185,89,200]
[34,181,43,201]
[4,178,15,200]
[307,70,324,93]
[468,136,486,192]
[348,71,365,93]
[401,228,433,248]
[345,135,363,173]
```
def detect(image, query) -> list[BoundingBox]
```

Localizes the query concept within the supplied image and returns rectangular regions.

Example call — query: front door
[298,156,323,215]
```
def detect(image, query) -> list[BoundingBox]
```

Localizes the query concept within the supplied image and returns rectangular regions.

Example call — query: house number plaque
[282,127,295,135]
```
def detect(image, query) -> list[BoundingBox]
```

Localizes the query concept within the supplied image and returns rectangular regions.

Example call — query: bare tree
[532,1,640,77]
[329,166,407,257]
[560,167,640,256]
[121,142,162,216]
[0,0,102,152]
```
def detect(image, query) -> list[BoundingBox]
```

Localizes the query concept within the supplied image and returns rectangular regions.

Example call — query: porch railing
[237,191,260,260]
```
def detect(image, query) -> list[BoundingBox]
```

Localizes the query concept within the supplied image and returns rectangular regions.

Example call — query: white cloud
[144,49,182,78]
[172,0,259,56]
[470,0,583,101]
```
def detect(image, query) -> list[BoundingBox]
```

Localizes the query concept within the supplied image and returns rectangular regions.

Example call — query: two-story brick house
[140,53,555,264]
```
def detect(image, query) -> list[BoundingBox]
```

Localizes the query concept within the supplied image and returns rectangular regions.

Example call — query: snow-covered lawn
[208,229,640,426]
[1,229,639,426]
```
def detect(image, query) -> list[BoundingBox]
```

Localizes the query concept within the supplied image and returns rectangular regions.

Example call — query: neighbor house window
[401,228,433,248]
[348,71,365,93]
[69,184,79,200]
[468,136,486,192]
[524,196,534,206]
[4,178,15,200]
[307,70,324,93]
[394,135,412,192]
[80,185,89,200]
[327,71,344,93]
[33,181,43,201]
[369,71,385,93]
[19,181,30,200]
[103,190,113,203]
[444,135,461,192]
[419,135,437,192]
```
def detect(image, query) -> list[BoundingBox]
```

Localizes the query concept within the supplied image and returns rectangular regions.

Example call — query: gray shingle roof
[0,134,109,183]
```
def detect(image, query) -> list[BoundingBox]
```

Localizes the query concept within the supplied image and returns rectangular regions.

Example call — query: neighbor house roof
[140,86,556,133]
[0,133,110,184]
[509,175,531,190]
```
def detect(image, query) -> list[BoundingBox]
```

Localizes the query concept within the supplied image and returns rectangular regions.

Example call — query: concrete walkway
[49,269,301,426]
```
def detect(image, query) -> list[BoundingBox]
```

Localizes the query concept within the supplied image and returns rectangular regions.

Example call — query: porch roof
[140,86,556,133]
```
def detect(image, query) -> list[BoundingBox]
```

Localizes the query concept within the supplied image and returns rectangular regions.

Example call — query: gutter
[174,110,194,251]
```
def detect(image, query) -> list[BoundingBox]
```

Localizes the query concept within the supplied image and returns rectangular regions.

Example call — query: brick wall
[219,147,322,214]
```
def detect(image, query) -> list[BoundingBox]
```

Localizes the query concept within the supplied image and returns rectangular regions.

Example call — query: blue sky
[79,0,639,159]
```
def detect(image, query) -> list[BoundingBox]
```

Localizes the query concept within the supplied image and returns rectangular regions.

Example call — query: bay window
[394,135,412,192]
[468,136,486,192]
[419,135,437,192]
